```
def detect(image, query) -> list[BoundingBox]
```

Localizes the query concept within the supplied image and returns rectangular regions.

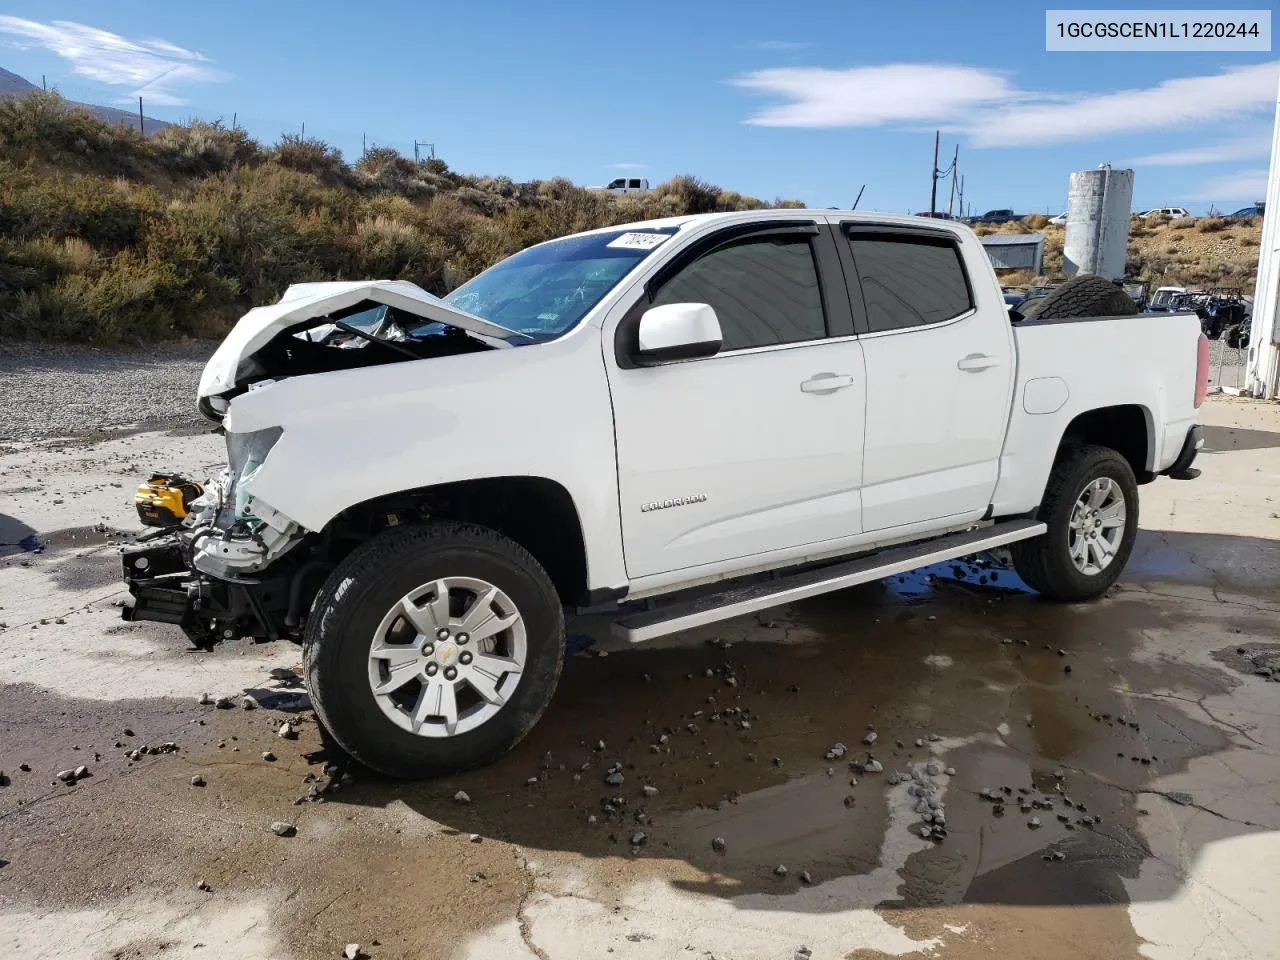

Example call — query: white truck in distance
[122,210,1209,778]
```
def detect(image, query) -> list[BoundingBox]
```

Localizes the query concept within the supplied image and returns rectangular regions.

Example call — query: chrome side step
[611,519,1046,643]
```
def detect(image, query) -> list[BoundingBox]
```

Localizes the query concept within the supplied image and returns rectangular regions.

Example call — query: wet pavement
[2,397,1280,960]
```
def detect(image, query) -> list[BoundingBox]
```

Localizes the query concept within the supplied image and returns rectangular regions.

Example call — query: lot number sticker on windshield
[607,232,670,251]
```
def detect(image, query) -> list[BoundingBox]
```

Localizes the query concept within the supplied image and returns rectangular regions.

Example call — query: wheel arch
[1057,404,1155,482]
[323,475,593,606]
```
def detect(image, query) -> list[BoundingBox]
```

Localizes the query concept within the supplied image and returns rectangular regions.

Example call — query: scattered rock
[56,769,77,783]
[630,831,647,846]
[261,751,276,762]
[454,790,472,804]
[197,880,212,892]
[1028,817,1042,829]
[73,765,88,780]
[862,731,878,746]
[469,833,483,843]
[214,696,233,710]
[241,695,258,710]
[944,767,956,776]
[711,837,727,852]
[198,692,213,705]
[824,742,847,760]
[774,864,788,876]
[344,944,360,960]
[914,738,925,748]
[277,722,298,740]
[862,759,883,774]
[605,772,625,786]
[925,760,941,777]
[269,667,298,681]
[271,822,297,837]
[190,775,206,787]
[1167,791,1194,806]
[19,763,30,772]
[642,785,659,797]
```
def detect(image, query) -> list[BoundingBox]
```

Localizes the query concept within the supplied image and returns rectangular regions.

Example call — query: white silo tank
[1063,164,1133,280]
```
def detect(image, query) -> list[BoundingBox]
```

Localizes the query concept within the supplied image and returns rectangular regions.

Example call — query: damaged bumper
[120,430,324,646]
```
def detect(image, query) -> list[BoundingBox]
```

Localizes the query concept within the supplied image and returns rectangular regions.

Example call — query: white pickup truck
[122,210,1208,778]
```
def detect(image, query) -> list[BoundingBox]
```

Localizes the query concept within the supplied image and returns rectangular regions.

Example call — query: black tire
[1020,275,1138,321]
[304,521,565,779]
[1225,323,1249,349]
[1011,445,1139,601]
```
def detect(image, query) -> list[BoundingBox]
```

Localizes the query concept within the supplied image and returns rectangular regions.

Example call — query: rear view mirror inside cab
[634,302,723,366]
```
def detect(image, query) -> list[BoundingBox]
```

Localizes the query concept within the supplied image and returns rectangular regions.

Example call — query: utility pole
[957,175,965,219]
[41,74,46,91]
[947,144,959,217]
[232,112,237,129]
[301,122,306,137]
[929,130,940,214]
[362,132,367,156]
[138,96,144,136]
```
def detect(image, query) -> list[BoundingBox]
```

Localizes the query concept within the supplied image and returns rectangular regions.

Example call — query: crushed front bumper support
[120,538,290,648]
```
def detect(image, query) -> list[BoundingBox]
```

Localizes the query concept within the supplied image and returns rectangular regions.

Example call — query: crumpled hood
[198,280,517,398]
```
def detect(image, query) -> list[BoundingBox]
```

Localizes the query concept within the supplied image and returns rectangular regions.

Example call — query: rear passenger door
[838,225,1015,532]
[605,221,868,579]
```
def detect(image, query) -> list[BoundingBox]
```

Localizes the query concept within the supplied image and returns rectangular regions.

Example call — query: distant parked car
[1048,211,1068,225]
[592,177,650,195]
[1142,207,1191,219]
[913,211,958,220]
[1225,204,1264,219]
[1145,286,1188,313]
[972,208,1019,224]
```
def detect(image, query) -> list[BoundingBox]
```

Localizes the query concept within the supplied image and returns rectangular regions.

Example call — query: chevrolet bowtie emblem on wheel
[640,494,707,513]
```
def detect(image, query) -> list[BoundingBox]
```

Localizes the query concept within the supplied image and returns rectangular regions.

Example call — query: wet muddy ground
[2,397,1280,960]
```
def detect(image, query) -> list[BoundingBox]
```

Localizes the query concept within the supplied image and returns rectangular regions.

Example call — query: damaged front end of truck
[121,280,521,648]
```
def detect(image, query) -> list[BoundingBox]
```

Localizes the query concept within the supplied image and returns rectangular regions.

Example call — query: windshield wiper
[332,320,421,359]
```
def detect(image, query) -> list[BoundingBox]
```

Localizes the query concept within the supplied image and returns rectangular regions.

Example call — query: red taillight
[1194,332,1209,408]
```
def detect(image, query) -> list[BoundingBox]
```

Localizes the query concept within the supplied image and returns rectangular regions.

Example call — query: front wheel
[1012,445,1139,601]
[305,521,565,779]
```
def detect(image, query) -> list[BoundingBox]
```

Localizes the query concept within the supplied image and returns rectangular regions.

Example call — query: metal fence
[1207,337,1249,392]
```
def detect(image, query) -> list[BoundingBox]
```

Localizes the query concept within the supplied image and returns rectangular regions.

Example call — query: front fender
[223,337,627,591]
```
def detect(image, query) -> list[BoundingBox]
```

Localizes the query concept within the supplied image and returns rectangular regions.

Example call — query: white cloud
[1127,133,1273,167]
[1191,169,1269,202]
[973,62,1279,147]
[607,162,647,170]
[0,16,230,105]
[734,64,1020,128]
[733,60,1280,148]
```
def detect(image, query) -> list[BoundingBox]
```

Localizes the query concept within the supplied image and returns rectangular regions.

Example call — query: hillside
[0,91,800,344]
[975,215,1261,292]
[0,67,170,133]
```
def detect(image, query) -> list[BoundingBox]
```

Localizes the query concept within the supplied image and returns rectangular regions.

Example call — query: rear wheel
[1012,445,1139,601]
[305,521,564,778]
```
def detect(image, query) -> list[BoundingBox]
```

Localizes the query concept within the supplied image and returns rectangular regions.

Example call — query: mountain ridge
[0,66,170,133]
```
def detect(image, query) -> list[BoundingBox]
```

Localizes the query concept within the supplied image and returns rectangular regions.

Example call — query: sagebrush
[0,92,803,343]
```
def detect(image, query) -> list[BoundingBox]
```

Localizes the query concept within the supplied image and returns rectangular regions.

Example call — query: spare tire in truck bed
[1019,276,1138,321]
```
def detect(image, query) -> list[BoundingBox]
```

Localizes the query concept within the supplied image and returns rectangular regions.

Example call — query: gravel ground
[0,341,217,442]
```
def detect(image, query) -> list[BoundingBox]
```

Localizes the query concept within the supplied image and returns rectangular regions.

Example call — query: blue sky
[0,1,1275,214]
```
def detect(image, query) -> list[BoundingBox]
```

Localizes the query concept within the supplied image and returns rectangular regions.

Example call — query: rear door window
[844,234,973,332]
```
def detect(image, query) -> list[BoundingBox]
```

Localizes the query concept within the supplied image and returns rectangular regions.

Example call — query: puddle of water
[882,557,1033,600]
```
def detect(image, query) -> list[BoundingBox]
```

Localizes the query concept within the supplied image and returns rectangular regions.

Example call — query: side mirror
[634,303,722,365]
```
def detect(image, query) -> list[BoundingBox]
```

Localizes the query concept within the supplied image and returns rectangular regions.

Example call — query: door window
[650,236,827,351]
[846,235,973,332]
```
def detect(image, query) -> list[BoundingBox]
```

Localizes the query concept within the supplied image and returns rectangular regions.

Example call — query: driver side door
[604,221,868,580]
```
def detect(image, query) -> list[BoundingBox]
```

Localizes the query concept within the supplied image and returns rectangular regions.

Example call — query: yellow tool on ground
[134,473,204,527]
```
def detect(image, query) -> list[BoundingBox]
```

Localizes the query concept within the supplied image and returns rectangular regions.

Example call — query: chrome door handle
[957,353,1001,372]
[801,373,856,394]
